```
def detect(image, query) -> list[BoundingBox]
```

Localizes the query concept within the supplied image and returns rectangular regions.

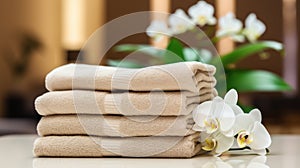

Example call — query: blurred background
[0,0,299,135]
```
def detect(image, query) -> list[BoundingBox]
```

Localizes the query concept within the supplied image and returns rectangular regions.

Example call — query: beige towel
[35,90,217,116]
[37,115,195,137]
[45,62,216,93]
[33,134,201,158]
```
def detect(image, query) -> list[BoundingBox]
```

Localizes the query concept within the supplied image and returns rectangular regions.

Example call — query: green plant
[107,1,291,111]
[4,33,43,80]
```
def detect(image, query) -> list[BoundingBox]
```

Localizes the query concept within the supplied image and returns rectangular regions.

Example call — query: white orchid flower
[233,109,272,155]
[243,13,266,43]
[188,1,216,26]
[193,89,241,136]
[216,12,245,42]
[169,9,195,34]
[192,97,235,136]
[146,20,172,41]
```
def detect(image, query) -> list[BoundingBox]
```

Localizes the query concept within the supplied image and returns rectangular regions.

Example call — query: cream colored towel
[46,62,216,93]
[35,89,217,116]
[33,134,201,158]
[37,115,195,137]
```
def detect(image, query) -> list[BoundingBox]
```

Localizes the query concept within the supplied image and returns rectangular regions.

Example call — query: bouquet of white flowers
[192,89,271,156]
[110,0,291,109]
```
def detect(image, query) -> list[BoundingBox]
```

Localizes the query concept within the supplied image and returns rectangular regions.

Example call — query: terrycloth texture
[35,89,217,116]
[33,134,201,158]
[37,115,195,137]
[45,62,216,93]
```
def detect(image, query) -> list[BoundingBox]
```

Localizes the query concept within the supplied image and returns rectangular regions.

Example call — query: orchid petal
[188,1,216,26]
[244,13,266,42]
[233,114,254,134]
[230,104,244,115]
[213,102,235,132]
[215,133,234,154]
[208,17,217,25]
[232,35,245,42]
[169,9,194,34]
[245,13,257,28]
[217,13,242,34]
[224,89,238,105]
[249,109,262,122]
[146,20,171,39]
[230,140,240,148]
[223,129,234,137]
[193,101,213,127]
[216,29,227,37]
[248,14,266,35]
[219,116,236,133]
[249,122,271,150]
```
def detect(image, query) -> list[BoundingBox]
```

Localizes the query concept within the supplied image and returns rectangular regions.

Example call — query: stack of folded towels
[33,62,217,158]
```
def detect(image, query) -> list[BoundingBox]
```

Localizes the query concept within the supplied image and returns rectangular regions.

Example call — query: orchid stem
[229,147,270,154]
[229,146,251,151]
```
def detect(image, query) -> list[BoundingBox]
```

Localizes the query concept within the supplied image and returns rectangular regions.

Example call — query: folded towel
[35,89,217,116]
[37,114,195,137]
[33,134,201,158]
[46,62,216,93]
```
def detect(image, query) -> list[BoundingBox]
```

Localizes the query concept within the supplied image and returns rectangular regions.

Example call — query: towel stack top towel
[45,61,216,93]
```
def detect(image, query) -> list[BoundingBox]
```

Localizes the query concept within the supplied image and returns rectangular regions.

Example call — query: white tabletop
[0,134,299,168]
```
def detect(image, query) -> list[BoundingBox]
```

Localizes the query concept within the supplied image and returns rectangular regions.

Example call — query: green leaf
[114,44,150,52]
[107,59,145,68]
[114,44,165,58]
[163,38,185,64]
[226,69,292,92]
[221,41,283,66]
[114,39,185,64]
[166,38,184,59]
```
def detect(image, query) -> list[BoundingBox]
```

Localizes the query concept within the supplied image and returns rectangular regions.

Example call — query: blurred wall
[0,0,64,116]
[236,0,284,76]
[105,0,150,60]
[0,0,106,117]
